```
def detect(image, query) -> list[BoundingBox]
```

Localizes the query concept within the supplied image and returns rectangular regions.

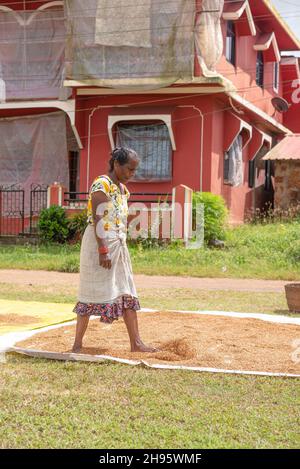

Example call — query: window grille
[256,51,264,88]
[117,123,172,181]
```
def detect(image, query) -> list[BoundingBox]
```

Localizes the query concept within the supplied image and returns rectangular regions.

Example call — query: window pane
[117,123,172,181]
[273,62,279,91]
[256,52,264,88]
[225,21,235,66]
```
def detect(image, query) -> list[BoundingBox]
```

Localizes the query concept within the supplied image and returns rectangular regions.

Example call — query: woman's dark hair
[109,147,138,172]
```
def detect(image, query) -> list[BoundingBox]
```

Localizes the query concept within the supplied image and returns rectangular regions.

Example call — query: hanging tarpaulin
[0,62,5,102]
[64,0,196,87]
[66,115,81,152]
[0,112,69,214]
[0,7,70,101]
[95,0,152,48]
[224,134,244,187]
[195,0,224,76]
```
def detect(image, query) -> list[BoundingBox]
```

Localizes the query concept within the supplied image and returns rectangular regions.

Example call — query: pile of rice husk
[15,311,300,374]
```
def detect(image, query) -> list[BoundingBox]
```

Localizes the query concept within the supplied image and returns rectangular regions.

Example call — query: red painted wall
[216,30,283,122]
[75,93,260,223]
[0,108,60,119]
[2,0,297,225]
[282,63,300,133]
[210,100,253,224]
[284,103,300,133]
[1,1,50,10]
[75,94,214,196]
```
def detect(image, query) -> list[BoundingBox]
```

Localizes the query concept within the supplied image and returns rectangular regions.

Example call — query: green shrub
[38,206,69,244]
[67,209,88,243]
[192,192,228,242]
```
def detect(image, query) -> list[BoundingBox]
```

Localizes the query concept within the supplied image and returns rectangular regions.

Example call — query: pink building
[0,0,300,234]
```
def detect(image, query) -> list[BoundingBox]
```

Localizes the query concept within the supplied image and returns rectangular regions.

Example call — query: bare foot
[71,343,82,353]
[131,342,159,353]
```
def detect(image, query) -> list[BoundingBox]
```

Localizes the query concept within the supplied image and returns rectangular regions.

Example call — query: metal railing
[30,184,48,234]
[0,185,25,236]
[64,192,89,204]
[63,191,172,205]
[129,192,172,204]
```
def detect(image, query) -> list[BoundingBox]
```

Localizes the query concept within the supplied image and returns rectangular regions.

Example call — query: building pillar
[47,182,67,208]
[172,184,193,243]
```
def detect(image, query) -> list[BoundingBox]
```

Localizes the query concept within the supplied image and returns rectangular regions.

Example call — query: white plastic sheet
[0,7,70,101]
[3,310,300,378]
[0,112,69,213]
[195,0,224,76]
[95,0,152,48]
[224,134,244,187]
[65,0,195,86]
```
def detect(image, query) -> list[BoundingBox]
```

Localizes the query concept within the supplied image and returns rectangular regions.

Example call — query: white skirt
[73,224,140,322]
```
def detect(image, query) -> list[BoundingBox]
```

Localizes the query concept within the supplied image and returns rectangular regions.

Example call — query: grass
[0,282,295,316]
[0,221,300,279]
[0,221,299,448]
[1,354,299,449]
[0,279,299,449]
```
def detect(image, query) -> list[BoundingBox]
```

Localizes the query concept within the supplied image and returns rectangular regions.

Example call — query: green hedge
[192,192,228,242]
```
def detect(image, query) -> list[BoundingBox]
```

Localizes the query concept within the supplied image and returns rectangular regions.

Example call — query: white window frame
[108,114,176,151]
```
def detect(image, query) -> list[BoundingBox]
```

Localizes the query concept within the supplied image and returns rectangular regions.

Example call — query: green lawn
[0,282,295,316]
[0,221,300,280]
[1,285,300,448]
[0,221,299,449]
[1,354,299,449]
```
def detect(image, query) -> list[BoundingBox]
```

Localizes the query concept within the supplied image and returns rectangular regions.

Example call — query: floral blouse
[87,175,130,234]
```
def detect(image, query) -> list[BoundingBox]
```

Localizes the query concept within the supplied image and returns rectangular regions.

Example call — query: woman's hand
[99,253,112,270]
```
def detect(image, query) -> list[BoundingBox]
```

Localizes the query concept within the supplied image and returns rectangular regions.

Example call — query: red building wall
[1,1,50,9]
[75,94,214,196]
[216,31,283,121]
[210,100,253,224]
[2,0,298,226]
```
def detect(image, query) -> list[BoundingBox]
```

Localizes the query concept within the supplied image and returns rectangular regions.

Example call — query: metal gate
[0,185,25,236]
[30,184,48,233]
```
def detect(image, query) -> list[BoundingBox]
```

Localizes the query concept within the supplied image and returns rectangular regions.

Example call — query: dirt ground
[16,311,300,375]
[0,269,288,292]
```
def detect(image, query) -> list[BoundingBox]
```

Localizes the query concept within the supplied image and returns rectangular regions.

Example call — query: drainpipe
[87,106,98,192]
[177,105,204,192]
[87,105,111,192]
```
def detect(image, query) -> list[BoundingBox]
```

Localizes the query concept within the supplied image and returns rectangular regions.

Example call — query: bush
[38,206,69,244]
[192,192,228,243]
[67,209,88,243]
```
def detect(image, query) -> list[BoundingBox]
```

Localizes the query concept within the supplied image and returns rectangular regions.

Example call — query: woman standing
[72,147,156,353]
